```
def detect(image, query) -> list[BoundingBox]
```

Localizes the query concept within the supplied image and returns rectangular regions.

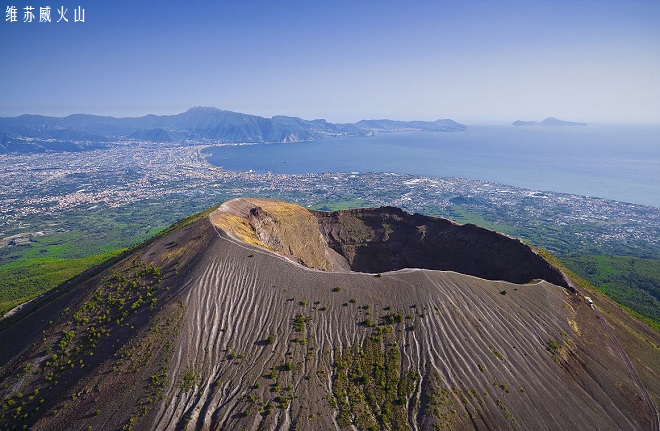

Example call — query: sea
[205,125,660,208]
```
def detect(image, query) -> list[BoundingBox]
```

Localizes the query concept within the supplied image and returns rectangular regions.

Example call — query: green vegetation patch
[537,249,660,331]
[0,250,122,316]
[292,314,311,332]
[331,334,418,430]
[310,199,368,212]
[180,368,197,392]
[562,255,660,324]
[441,205,518,237]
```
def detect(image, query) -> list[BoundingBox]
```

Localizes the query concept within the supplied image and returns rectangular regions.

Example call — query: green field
[310,199,368,211]
[0,251,122,315]
[442,205,518,236]
[0,204,177,316]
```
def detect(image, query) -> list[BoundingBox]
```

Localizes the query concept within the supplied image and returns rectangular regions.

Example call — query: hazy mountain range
[0,107,466,154]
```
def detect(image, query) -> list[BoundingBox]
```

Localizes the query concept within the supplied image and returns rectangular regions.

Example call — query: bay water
[205,125,660,208]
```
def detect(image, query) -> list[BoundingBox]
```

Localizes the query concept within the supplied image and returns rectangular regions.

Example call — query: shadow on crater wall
[313,206,572,289]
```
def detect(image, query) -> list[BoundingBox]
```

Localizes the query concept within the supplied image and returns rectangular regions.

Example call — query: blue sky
[1,0,659,123]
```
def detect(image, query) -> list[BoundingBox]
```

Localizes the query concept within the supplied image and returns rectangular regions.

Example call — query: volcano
[1,198,657,430]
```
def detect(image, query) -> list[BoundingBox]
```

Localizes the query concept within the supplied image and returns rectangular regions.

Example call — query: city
[1,140,658,257]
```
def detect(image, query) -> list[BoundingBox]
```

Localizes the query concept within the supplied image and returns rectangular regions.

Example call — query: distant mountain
[0,107,466,154]
[127,128,173,143]
[356,118,466,132]
[513,117,587,127]
[0,139,108,154]
[540,117,587,126]
[512,120,539,126]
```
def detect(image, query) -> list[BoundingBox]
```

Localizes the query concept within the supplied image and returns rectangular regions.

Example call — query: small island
[513,117,587,126]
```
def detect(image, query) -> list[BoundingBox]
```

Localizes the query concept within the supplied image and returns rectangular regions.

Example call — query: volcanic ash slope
[0,198,657,431]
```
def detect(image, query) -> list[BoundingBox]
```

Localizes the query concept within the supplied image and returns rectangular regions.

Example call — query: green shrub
[180,369,196,391]
[292,315,311,332]
[546,338,561,353]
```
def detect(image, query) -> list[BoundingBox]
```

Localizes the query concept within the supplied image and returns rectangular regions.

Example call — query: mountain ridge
[0,108,466,153]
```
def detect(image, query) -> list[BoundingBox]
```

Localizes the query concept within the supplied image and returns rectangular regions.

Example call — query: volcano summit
[0,198,657,430]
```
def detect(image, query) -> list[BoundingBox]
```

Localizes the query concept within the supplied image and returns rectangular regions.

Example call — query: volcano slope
[1,197,658,431]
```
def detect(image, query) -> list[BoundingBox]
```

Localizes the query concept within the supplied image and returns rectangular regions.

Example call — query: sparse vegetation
[292,314,311,332]
[546,337,562,358]
[180,368,197,391]
[331,334,418,430]
[382,313,403,325]
[488,345,505,362]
